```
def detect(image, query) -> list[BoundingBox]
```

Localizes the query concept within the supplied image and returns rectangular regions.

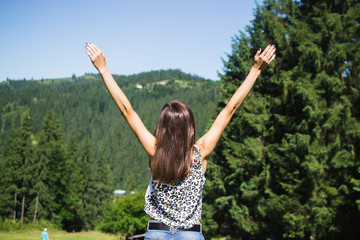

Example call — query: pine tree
[93,156,113,224]
[0,153,8,217]
[77,140,98,230]
[17,113,35,223]
[0,113,35,221]
[60,132,83,231]
[34,110,65,222]
[30,136,52,222]
[0,130,22,221]
[203,0,360,239]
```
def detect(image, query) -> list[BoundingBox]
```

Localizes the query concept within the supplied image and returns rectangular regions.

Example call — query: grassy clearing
[0,231,117,240]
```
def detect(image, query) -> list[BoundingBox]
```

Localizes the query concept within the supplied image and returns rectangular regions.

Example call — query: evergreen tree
[60,132,83,231]
[30,133,52,222]
[203,0,360,239]
[94,156,113,224]
[0,113,35,221]
[35,110,65,223]
[0,129,22,221]
[18,113,35,223]
[0,151,7,216]
[77,140,98,230]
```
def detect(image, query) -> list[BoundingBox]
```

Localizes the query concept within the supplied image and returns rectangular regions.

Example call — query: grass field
[0,231,118,240]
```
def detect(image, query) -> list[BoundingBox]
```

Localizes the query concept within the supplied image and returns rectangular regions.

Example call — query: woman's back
[145,145,205,229]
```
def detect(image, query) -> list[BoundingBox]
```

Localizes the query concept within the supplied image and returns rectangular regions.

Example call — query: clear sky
[0,0,259,81]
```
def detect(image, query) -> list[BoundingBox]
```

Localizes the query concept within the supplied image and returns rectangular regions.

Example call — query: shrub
[0,217,61,232]
[97,191,150,236]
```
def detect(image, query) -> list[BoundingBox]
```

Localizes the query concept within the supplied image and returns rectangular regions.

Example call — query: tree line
[0,69,220,232]
[0,110,112,231]
[0,69,219,191]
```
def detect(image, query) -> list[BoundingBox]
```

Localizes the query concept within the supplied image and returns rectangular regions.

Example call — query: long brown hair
[151,99,196,183]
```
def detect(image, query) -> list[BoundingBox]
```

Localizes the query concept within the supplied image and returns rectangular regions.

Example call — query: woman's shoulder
[192,145,202,166]
[193,144,201,156]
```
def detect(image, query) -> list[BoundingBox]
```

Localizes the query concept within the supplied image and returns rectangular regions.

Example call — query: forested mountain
[203,0,360,239]
[0,69,220,229]
[0,69,219,189]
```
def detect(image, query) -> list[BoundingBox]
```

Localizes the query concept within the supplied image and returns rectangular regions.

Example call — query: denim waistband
[147,220,202,233]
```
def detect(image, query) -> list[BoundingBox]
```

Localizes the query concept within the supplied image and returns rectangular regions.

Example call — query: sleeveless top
[144,145,206,229]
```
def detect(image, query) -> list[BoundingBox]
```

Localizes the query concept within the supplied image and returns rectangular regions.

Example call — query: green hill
[0,69,220,189]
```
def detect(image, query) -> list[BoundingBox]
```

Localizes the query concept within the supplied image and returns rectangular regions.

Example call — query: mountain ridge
[0,69,220,189]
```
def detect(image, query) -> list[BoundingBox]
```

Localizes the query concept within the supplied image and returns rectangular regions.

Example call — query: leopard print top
[144,145,206,229]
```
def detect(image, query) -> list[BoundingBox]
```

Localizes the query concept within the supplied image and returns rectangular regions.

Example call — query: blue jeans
[144,229,205,240]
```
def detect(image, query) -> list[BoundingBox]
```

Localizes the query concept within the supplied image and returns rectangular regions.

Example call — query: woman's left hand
[85,43,107,72]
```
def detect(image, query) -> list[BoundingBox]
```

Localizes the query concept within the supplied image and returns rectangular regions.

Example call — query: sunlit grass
[0,231,116,240]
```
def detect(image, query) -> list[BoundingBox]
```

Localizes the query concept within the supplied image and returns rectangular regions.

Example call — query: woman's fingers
[86,43,98,55]
[269,53,276,63]
[253,44,276,71]
[264,45,276,60]
[85,44,95,58]
[85,43,105,63]
[89,43,100,55]
[86,43,96,55]
[85,43,107,71]
[260,44,272,58]
[85,50,92,59]
[85,49,95,62]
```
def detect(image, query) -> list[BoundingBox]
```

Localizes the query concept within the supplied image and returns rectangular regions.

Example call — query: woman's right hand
[253,44,276,71]
[85,43,107,73]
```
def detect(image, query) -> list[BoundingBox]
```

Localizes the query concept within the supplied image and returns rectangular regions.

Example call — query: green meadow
[0,231,116,240]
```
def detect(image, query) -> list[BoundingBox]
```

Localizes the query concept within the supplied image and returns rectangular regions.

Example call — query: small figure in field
[86,43,275,240]
[41,228,49,240]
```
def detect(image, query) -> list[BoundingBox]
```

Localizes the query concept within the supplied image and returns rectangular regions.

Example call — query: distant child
[41,228,49,240]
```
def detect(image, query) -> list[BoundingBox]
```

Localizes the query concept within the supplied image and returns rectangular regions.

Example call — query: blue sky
[0,0,259,81]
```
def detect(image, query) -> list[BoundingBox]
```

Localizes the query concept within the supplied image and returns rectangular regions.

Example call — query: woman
[86,43,276,239]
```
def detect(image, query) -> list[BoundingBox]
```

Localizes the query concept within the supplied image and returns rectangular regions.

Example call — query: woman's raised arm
[86,43,156,157]
[196,44,276,172]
